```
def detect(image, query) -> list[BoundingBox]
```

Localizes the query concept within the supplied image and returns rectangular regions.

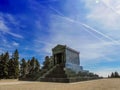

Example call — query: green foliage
[8,59,15,79]
[0,52,9,79]
[114,72,119,77]
[12,49,19,79]
[34,59,40,73]
[109,71,120,78]
[20,58,27,77]
[19,57,41,80]
[0,50,41,80]
[42,56,50,70]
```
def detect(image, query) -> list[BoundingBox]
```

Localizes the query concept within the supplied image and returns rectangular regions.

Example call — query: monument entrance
[55,53,62,64]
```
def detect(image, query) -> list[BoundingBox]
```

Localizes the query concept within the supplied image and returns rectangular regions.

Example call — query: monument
[38,44,88,82]
[52,44,83,73]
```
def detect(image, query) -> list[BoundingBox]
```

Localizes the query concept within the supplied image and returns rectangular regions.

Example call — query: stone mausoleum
[38,44,88,82]
[52,44,83,73]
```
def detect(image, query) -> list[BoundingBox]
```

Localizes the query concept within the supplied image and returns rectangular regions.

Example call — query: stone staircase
[39,63,69,82]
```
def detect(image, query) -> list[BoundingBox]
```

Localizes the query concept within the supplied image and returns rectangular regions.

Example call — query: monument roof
[52,44,79,54]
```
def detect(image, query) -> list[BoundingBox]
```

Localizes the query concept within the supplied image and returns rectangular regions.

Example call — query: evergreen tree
[29,57,36,74]
[42,56,50,70]
[2,52,9,78]
[27,60,31,74]
[34,59,40,73]
[12,49,19,78]
[0,49,41,80]
[20,58,27,77]
[111,72,115,78]
[0,52,9,79]
[0,53,4,79]
[114,71,119,78]
[8,59,15,79]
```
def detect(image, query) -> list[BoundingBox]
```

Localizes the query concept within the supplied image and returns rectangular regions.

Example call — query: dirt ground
[0,78,120,90]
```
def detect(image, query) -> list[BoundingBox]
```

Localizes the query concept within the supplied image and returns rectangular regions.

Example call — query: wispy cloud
[47,14,113,60]
[85,0,120,31]
[12,41,19,46]
[8,32,23,39]
[0,13,23,39]
[49,6,119,44]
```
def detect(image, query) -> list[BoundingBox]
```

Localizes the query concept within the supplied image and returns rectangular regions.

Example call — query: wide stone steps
[45,74,67,78]
[39,63,70,82]
[45,64,67,78]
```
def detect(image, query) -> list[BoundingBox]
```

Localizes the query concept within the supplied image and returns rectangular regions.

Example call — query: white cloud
[83,0,120,41]
[12,42,19,46]
[42,14,119,63]
[0,13,23,39]
[0,20,9,32]
[8,32,23,39]
[85,0,120,29]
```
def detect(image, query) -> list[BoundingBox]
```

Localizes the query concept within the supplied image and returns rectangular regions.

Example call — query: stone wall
[65,48,82,73]
[65,48,80,65]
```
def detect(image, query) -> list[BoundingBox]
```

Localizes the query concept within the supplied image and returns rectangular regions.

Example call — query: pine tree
[2,52,9,78]
[0,53,4,79]
[111,72,114,78]
[114,71,119,78]
[8,59,15,79]
[42,56,50,70]
[29,57,36,74]
[27,60,31,74]
[0,52,9,79]
[34,59,40,73]
[12,49,19,78]
[20,58,27,77]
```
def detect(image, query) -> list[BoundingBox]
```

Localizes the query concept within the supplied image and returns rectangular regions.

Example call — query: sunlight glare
[96,0,100,4]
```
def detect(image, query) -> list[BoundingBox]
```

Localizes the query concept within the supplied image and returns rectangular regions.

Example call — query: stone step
[40,78,69,83]
[46,74,67,78]
[44,64,67,78]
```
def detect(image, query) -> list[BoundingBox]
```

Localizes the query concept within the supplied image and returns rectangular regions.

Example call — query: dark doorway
[56,53,62,64]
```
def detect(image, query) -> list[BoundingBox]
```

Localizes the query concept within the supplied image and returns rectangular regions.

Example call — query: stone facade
[52,44,83,73]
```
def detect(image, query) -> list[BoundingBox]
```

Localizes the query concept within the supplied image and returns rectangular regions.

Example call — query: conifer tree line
[20,57,40,80]
[108,71,120,78]
[0,49,40,79]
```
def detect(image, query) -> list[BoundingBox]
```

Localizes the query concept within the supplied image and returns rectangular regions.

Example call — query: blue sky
[0,0,120,77]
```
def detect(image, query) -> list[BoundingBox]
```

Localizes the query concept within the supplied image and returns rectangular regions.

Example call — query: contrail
[101,0,120,16]
[81,23,116,42]
[75,23,120,45]
[49,6,64,16]
[79,25,106,42]
[49,6,120,45]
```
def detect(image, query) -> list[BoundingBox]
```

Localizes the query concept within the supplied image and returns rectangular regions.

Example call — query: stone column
[55,55,57,65]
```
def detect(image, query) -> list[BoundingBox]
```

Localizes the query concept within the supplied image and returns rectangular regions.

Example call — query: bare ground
[0,78,120,90]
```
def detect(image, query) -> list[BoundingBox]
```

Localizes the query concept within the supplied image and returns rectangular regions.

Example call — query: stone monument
[38,44,87,82]
[52,44,83,73]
